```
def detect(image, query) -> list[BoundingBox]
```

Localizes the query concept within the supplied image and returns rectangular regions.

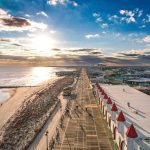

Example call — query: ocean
[0,66,74,102]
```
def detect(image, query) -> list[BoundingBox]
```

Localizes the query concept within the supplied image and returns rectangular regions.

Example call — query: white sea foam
[0,89,10,103]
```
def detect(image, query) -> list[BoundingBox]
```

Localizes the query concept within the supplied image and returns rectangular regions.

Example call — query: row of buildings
[95,83,150,150]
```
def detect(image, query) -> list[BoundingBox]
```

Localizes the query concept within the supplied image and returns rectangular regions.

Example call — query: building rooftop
[101,84,150,136]
[128,78,150,83]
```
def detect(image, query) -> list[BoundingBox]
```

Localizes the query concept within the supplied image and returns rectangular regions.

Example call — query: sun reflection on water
[31,67,55,85]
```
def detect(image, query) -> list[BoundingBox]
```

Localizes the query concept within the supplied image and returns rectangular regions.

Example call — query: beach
[0,76,74,149]
[0,77,60,130]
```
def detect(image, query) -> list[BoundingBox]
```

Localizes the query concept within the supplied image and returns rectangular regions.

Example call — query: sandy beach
[0,76,74,150]
[0,77,60,130]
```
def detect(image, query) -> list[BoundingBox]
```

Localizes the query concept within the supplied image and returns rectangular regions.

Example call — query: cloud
[0,8,10,18]
[126,17,136,23]
[119,9,136,23]
[89,51,102,55]
[109,15,118,21]
[47,0,65,5]
[24,14,31,18]
[120,10,126,15]
[85,34,100,39]
[100,23,108,28]
[120,16,136,23]
[96,17,102,22]
[138,10,143,17]
[120,10,134,17]
[93,13,100,17]
[36,11,48,17]
[0,38,12,42]
[51,48,61,51]
[0,47,150,66]
[72,1,78,7]
[147,15,150,22]
[143,14,150,23]
[49,30,56,34]
[69,48,101,53]
[47,0,78,7]
[139,25,146,28]
[143,35,150,43]
[68,48,150,65]
[1,17,31,27]
[93,12,103,23]
[11,43,22,47]
[0,8,47,32]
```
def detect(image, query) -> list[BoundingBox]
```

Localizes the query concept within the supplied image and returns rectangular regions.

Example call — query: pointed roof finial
[126,124,138,138]
[107,97,112,104]
[111,103,118,111]
[117,111,125,122]
[104,94,108,99]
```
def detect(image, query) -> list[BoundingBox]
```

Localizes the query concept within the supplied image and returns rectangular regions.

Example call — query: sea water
[0,66,74,102]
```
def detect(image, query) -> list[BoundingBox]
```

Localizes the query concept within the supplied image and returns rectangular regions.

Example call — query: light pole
[45,130,49,150]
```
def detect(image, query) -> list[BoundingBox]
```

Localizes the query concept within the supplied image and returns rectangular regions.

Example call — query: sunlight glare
[31,67,55,84]
[30,34,55,56]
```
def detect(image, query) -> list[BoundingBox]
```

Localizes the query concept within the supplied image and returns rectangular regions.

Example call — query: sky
[0,0,150,65]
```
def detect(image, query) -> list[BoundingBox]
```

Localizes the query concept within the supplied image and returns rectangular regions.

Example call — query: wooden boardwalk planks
[55,69,113,150]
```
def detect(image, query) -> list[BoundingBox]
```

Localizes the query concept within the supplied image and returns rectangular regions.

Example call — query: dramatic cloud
[85,34,100,39]
[0,8,10,18]
[0,8,47,31]
[1,17,31,27]
[0,47,150,66]
[0,38,12,42]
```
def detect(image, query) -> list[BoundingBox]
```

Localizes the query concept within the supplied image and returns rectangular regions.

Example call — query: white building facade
[95,83,150,150]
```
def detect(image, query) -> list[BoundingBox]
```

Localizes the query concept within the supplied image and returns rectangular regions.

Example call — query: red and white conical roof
[107,97,112,104]
[117,111,125,122]
[126,124,138,138]
[111,103,118,111]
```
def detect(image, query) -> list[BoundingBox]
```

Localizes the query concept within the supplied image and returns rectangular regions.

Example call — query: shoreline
[0,77,60,129]
[0,76,60,105]
[0,88,16,105]
[0,76,74,149]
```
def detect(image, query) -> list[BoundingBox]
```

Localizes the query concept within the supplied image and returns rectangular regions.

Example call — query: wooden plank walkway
[54,69,113,150]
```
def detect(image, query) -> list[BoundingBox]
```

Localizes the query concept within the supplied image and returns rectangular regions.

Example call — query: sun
[30,34,55,56]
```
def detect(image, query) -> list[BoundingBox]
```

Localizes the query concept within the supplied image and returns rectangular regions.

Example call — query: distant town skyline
[0,0,150,65]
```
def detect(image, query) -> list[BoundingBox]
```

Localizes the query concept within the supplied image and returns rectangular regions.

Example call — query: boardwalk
[54,69,113,150]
